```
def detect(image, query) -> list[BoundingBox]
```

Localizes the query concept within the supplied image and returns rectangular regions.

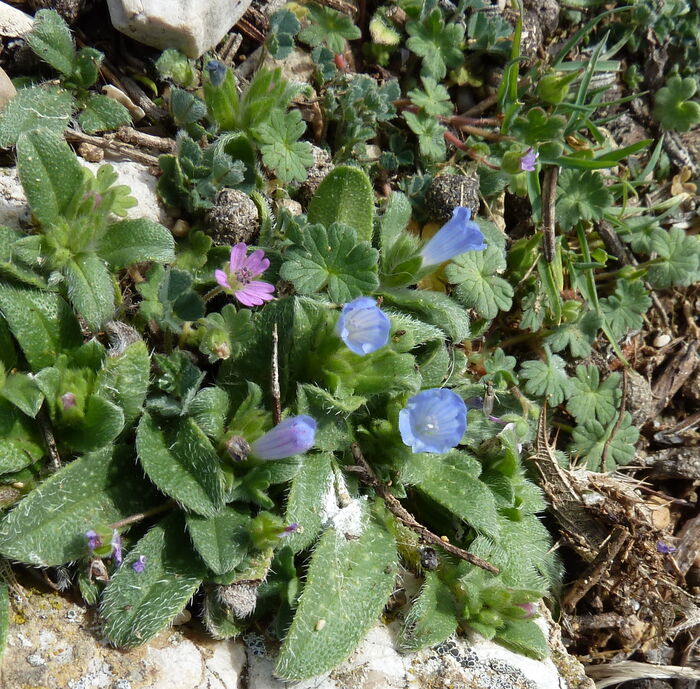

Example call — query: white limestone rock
[243,614,593,689]
[0,0,34,38]
[0,158,171,229]
[106,0,253,58]
[2,582,593,689]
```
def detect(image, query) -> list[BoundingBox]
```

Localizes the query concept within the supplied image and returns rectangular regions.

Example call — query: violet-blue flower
[420,207,486,267]
[520,147,538,172]
[132,555,146,573]
[399,388,467,454]
[85,530,100,551]
[250,416,317,460]
[111,531,122,565]
[336,297,390,355]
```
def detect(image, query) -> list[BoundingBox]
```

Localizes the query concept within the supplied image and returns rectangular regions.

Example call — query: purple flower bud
[62,392,77,410]
[399,388,467,454]
[250,416,317,460]
[657,541,677,554]
[132,555,146,573]
[516,602,537,618]
[279,523,300,538]
[520,147,538,172]
[420,207,486,267]
[111,531,123,565]
[336,297,391,355]
[85,530,100,551]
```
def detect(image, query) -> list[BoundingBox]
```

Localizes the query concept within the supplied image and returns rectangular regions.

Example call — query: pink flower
[215,243,275,307]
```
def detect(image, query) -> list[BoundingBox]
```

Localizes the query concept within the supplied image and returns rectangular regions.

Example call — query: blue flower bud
[132,555,146,573]
[336,297,391,355]
[250,416,317,460]
[399,388,467,454]
[206,60,227,87]
[420,207,486,267]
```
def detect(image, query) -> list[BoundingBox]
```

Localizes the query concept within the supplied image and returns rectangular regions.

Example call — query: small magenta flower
[61,392,77,410]
[85,530,100,551]
[520,147,538,172]
[336,297,391,355]
[420,207,486,267]
[250,416,317,460]
[132,555,146,573]
[215,242,275,307]
[111,531,123,565]
[399,388,467,454]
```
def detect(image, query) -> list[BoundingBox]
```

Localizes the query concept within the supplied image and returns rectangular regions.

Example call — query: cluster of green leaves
[156,59,313,212]
[0,125,555,679]
[0,10,130,146]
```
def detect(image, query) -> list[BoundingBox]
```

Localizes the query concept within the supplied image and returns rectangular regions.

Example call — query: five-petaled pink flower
[215,242,275,307]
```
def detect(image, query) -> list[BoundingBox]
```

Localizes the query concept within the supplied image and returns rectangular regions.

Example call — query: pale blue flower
[250,416,317,460]
[520,147,538,172]
[420,207,486,267]
[132,555,146,573]
[399,388,467,454]
[336,297,390,355]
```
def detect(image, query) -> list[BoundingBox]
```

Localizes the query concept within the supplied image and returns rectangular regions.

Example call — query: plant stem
[108,500,176,531]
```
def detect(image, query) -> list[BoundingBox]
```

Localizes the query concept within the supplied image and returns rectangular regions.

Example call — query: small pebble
[26,653,45,667]
[78,143,104,163]
[653,333,671,348]
[171,609,191,626]
[171,218,190,238]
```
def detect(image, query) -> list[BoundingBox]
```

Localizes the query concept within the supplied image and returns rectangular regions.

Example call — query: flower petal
[215,269,232,290]
[229,243,248,272]
[335,297,390,356]
[420,206,487,267]
[244,249,270,277]
[399,388,467,454]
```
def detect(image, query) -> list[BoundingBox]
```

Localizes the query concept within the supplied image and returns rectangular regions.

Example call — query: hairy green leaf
[101,513,206,647]
[398,572,457,652]
[97,218,175,269]
[280,222,379,303]
[0,285,81,370]
[136,413,225,517]
[186,507,250,575]
[308,166,375,244]
[275,506,396,680]
[566,365,620,425]
[63,253,114,330]
[0,447,153,566]
[16,128,83,225]
[283,452,334,553]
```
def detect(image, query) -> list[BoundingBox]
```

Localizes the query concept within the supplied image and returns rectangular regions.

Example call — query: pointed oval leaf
[16,128,83,225]
[0,447,155,566]
[307,166,375,243]
[275,507,397,681]
[101,513,206,648]
[136,413,225,517]
[0,285,82,371]
[97,218,175,270]
[63,253,115,331]
[185,507,250,575]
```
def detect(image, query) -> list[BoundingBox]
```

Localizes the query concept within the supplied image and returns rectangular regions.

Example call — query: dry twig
[348,443,499,574]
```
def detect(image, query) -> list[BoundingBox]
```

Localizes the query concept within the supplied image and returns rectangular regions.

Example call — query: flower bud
[250,416,316,460]
[224,435,251,463]
[536,71,579,105]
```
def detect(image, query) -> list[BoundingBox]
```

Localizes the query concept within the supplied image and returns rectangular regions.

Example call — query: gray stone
[106,0,254,58]
[426,173,481,223]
